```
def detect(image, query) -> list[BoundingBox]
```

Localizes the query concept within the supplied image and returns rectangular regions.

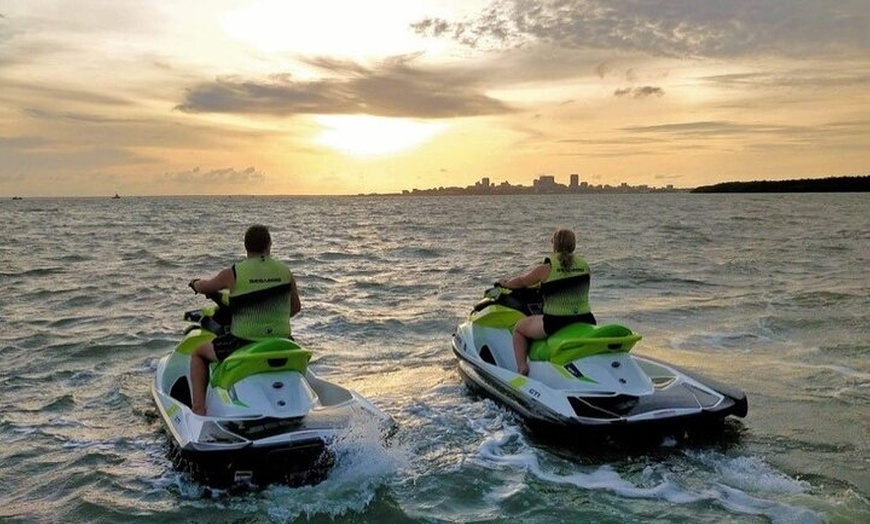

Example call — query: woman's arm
[502,263,550,289]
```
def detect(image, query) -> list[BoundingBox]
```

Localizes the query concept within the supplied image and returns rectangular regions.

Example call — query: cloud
[2,77,134,108]
[176,55,514,119]
[23,108,144,124]
[702,69,870,90]
[159,166,266,188]
[614,86,665,98]
[618,119,870,154]
[0,134,145,179]
[594,62,611,78]
[413,0,870,59]
[623,120,781,137]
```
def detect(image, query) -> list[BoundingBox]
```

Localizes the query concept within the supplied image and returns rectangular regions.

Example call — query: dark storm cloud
[176,55,513,118]
[412,0,870,59]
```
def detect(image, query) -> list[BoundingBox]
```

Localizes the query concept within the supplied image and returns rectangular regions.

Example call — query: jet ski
[451,285,748,437]
[151,292,395,488]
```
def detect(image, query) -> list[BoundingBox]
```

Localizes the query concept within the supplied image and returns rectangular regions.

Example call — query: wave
[0,267,65,277]
[474,428,821,524]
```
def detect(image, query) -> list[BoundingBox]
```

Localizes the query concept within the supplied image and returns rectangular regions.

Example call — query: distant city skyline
[401,173,681,196]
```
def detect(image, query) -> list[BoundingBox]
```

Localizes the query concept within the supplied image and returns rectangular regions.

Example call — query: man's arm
[289,276,301,317]
[191,267,235,295]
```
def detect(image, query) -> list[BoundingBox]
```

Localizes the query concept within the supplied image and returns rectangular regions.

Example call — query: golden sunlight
[314,115,446,156]
[222,0,449,59]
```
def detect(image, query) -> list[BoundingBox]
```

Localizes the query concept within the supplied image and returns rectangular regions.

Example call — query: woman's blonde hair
[553,229,576,269]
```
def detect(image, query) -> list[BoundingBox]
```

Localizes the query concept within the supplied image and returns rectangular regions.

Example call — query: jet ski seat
[210,338,312,390]
[528,323,642,364]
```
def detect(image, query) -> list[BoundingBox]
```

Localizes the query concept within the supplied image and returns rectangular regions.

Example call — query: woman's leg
[513,315,546,376]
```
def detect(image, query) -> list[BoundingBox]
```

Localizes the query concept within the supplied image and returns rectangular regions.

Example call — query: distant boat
[12,196,23,200]
[112,193,121,199]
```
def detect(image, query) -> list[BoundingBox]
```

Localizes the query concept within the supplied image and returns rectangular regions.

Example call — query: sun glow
[314,115,446,156]
[222,0,450,59]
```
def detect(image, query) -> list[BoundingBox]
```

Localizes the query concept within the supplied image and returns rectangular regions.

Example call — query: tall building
[533,175,562,193]
[570,174,579,188]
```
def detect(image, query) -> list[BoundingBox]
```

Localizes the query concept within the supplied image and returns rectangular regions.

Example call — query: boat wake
[474,426,821,524]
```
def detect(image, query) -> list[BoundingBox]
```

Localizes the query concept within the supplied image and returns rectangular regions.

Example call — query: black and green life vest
[229,255,293,340]
[540,253,591,316]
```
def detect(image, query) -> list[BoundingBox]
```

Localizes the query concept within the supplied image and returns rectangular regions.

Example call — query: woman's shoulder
[532,262,551,278]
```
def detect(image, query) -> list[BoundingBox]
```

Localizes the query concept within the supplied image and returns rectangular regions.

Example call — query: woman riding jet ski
[452,229,747,436]
[452,285,748,435]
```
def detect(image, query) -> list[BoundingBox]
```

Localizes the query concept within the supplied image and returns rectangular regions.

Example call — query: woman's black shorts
[543,312,597,336]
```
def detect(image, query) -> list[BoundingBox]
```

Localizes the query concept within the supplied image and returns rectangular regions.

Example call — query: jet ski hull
[454,346,746,437]
[167,433,334,488]
[451,291,748,439]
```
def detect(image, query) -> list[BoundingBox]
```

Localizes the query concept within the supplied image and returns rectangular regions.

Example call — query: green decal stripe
[552,363,574,379]
[213,388,248,407]
[509,376,527,388]
[166,403,179,417]
[554,363,599,383]
[217,388,231,404]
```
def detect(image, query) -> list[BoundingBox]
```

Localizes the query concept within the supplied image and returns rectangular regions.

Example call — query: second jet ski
[452,286,748,437]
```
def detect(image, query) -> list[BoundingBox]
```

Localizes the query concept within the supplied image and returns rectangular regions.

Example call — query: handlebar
[205,291,224,306]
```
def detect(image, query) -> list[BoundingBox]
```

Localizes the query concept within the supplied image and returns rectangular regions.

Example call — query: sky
[1,0,868,196]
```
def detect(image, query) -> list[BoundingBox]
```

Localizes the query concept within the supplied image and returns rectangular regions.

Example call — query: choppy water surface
[1,194,867,523]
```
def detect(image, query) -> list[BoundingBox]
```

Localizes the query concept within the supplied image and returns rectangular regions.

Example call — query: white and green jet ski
[151,293,395,488]
[452,286,747,436]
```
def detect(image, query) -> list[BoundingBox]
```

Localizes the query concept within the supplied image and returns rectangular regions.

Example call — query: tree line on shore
[691,175,868,193]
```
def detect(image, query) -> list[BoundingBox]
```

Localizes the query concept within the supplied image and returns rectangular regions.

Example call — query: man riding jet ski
[452,229,746,436]
[152,226,394,487]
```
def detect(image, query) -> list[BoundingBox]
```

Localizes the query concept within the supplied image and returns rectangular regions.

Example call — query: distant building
[533,175,566,193]
[570,174,579,189]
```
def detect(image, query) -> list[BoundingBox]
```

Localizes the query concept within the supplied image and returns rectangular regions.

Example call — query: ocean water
[0,193,867,523]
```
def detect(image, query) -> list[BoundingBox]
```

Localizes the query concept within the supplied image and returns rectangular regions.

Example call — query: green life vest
[229,255,293,340]
[541,253,591,316]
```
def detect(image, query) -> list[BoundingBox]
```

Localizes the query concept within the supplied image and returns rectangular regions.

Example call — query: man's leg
[190,342,217,416]
[513,315,546,376]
